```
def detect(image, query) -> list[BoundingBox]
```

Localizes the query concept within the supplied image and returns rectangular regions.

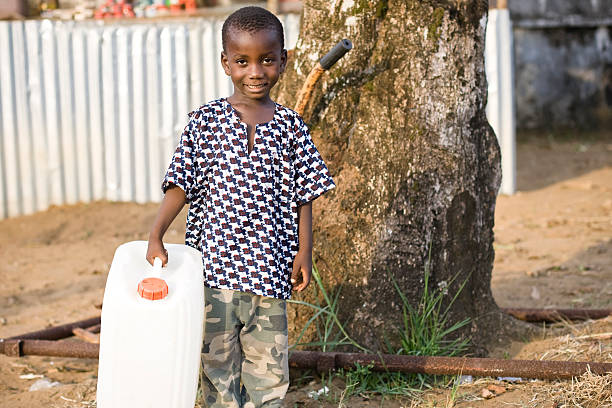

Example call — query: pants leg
[201,287,242,408]
[200,287,289,408]
[238,292,289,408]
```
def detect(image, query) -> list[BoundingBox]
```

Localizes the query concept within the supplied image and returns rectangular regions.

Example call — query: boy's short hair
[222,6,285,51]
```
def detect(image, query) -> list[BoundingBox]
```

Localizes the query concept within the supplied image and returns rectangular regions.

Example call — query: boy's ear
[280,49,288,74]
[221,51,231,76]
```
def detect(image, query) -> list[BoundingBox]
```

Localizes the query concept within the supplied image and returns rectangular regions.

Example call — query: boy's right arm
[146,185,187,266]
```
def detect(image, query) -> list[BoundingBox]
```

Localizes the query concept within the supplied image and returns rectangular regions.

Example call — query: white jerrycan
[97,241,204,408]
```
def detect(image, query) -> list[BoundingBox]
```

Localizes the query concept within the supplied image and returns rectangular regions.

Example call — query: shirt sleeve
[162,114,201,202]
[292,116,336,206]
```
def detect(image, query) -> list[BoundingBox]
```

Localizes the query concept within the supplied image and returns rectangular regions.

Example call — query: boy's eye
[235,59,247,65]
[262,57,274,64]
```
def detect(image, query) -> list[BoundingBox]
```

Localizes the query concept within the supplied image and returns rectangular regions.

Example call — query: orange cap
[137,278,168,300]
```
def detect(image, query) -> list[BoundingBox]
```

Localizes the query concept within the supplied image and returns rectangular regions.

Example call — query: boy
[146,6,335,408]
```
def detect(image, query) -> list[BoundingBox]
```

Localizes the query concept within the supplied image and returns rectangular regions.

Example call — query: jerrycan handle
[151,257,163,278]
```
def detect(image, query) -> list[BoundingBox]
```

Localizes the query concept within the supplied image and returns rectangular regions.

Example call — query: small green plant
[341,363,422,397]
[288,264,368,403]
[343,363,373,396]
[389,259,471,358]
[444,374,464,408]
[288,263,368,352]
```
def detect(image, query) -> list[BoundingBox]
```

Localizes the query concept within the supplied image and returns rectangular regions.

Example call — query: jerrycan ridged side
[97,241,204,408]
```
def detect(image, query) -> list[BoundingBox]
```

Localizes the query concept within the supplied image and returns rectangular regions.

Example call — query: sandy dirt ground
[0,133,611,407]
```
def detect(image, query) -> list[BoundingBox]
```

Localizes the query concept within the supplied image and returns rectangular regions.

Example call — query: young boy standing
[146,6,335,408]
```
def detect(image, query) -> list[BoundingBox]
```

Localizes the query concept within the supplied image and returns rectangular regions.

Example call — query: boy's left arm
[291,201,313,292]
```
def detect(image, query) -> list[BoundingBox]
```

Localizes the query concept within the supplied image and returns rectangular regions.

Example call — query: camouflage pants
[200,287,289,408]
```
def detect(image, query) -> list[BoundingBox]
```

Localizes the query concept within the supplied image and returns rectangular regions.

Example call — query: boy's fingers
[296,268,311,292]
[162,249,169,265]
[302,273,311,287]
[146,250,168,266]
[290,264,299,284]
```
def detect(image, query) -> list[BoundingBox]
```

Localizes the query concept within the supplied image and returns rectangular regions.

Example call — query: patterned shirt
[163,98,335,299]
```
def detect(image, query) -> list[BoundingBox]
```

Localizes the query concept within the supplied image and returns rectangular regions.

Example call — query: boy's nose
[248,63,264,78]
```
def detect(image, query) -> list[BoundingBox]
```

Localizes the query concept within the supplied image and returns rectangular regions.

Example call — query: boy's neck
[227,94,276,126]
[227,94,275,110]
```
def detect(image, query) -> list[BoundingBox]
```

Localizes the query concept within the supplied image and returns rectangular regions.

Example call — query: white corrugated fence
[0,12,514,219]
[0,15,300,219]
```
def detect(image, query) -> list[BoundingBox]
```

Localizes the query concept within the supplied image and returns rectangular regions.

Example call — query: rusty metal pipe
[0,316,101,355]
[503,308,612,323]
[2,339,99,359]
[2,337,611,380]
[289,351,612,380]
[22,340,99,359]
[3,316,101,341]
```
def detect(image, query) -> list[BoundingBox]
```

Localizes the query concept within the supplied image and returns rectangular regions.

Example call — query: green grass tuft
[289,247,472,402]
[288,264,368,353]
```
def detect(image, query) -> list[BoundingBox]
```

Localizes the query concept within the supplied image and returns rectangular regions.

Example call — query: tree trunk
[276,0,529,353]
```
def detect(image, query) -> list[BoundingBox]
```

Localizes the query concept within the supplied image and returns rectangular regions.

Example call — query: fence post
[486,0,516,195]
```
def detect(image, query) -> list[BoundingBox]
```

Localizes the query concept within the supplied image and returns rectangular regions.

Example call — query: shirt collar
[221,98,280,128]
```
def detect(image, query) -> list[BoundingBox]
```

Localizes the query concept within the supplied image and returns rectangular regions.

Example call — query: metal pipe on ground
[503,308,612,323]
[2,316,101,342]
[2,339,99,359]
[0,316,101,355]
[289,351,612,380]
[2,339,611,380]
[3,305,607,355]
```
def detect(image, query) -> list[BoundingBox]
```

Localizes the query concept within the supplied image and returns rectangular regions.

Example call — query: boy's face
[221,28,287,102]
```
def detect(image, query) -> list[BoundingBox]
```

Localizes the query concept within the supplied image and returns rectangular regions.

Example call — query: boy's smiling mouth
[245,83,267,89]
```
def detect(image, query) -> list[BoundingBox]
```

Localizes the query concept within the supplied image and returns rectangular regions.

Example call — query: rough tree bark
[276,0,529,353]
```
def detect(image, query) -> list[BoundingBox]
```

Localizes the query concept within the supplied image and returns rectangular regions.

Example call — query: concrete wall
[508,0,612,130]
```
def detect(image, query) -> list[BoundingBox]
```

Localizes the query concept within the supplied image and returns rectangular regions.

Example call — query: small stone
[526,270,540,277]
[487,384,506,395]
[481,388,494,399]
[457,375,473,384]
[307,386,329,400]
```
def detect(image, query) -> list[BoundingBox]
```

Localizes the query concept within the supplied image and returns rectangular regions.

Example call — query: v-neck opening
[222,98,280,158]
